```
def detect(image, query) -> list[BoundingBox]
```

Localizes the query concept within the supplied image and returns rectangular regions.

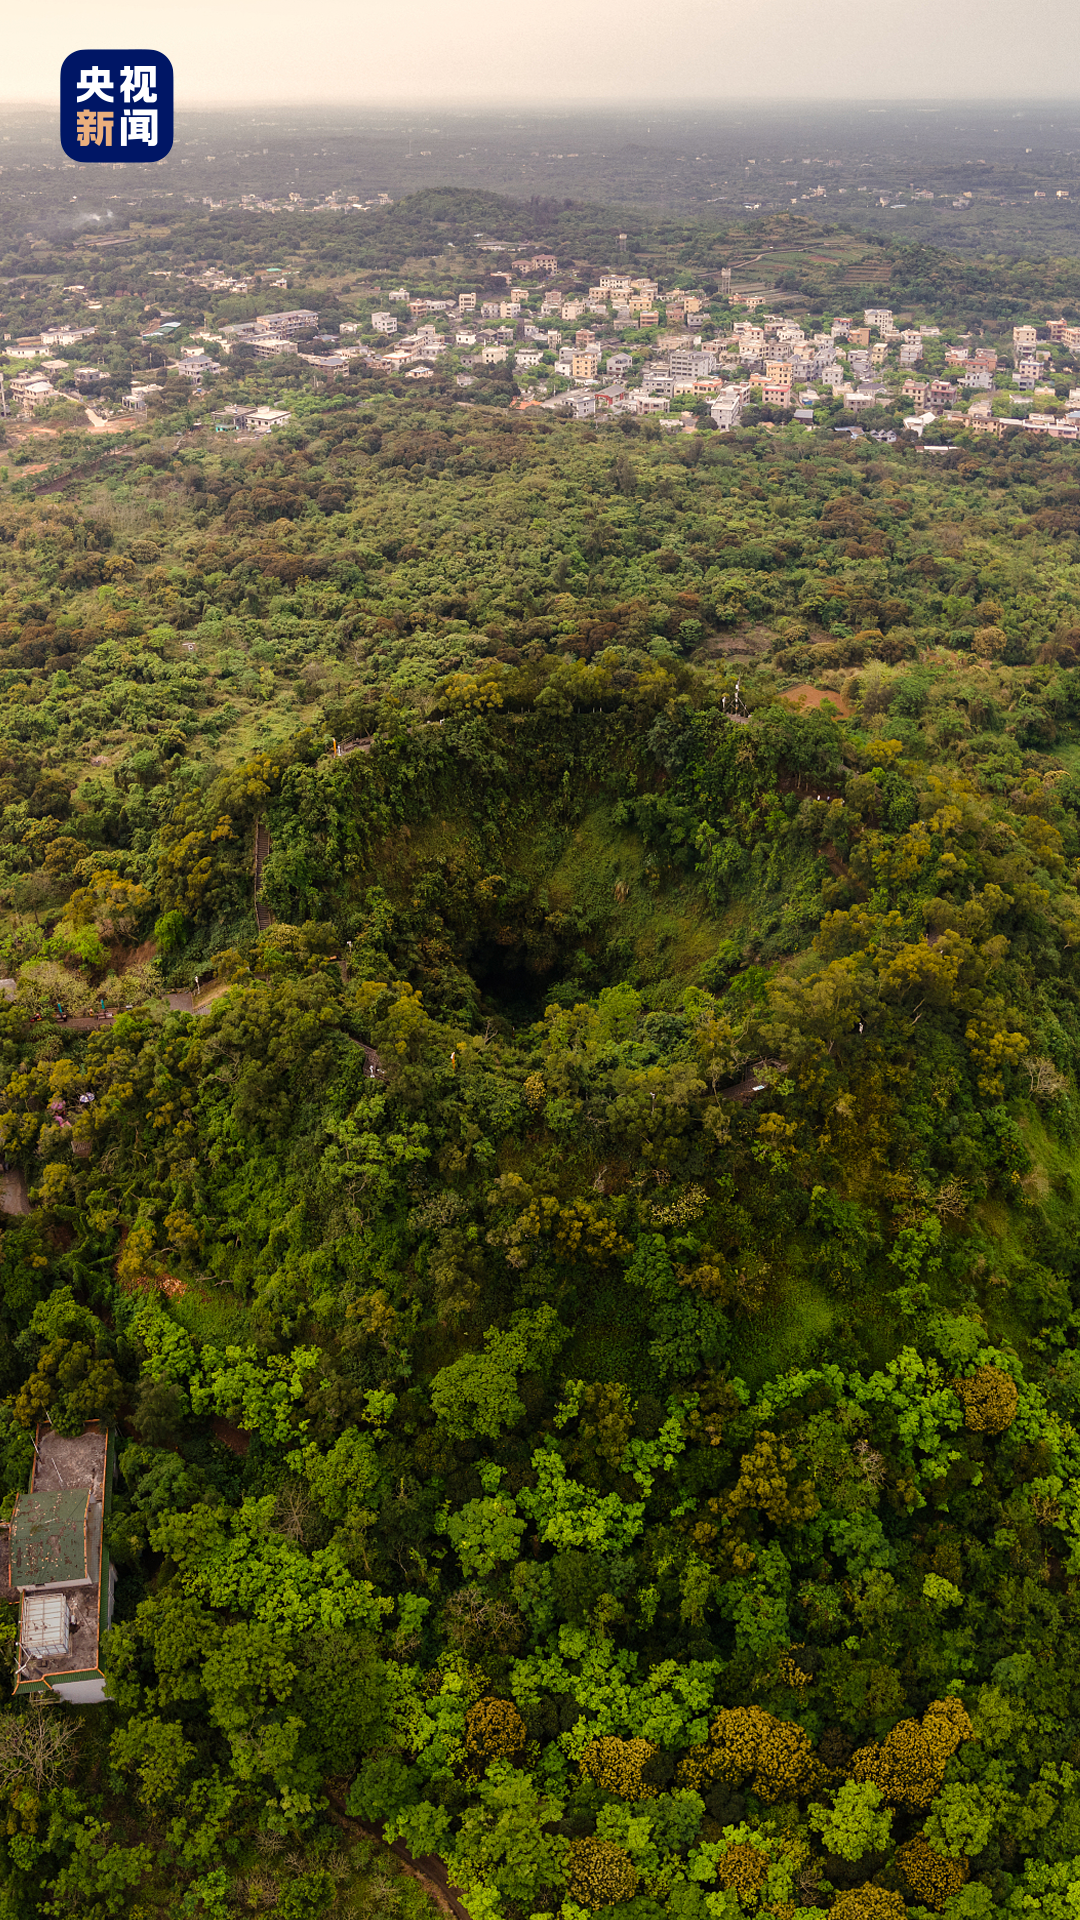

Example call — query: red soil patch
[211,1417,251,1456]
[119,1270,188,1299]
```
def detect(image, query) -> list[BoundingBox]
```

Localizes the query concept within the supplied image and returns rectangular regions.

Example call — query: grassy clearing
[726,1274,836,1389]
[169,1282,254,1348]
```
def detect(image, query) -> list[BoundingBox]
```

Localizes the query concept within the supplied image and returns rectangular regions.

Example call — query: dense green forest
[6,337,1080,1920]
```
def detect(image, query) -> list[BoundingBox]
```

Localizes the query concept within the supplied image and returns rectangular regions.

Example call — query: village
[5,245,1080,446]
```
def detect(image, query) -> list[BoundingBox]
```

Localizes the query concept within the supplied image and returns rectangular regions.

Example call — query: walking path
[0,1170,29,1216]
[255,820,273,931]
[325,1795,472,1920]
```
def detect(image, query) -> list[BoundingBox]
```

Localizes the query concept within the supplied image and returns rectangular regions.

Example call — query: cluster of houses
[7,269,1080,443]
[1,321,102,417]
[94,307,316,428]
[0,305,317,427]
[487,297,1080,439]
[289,284,1080,438]
[902,319,1080,442]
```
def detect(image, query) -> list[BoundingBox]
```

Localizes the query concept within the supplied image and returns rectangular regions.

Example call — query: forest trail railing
[254,821,273,931]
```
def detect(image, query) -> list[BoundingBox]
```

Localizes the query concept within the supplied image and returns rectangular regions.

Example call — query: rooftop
[6,1425,114,1703]
[10,1489,91,1589]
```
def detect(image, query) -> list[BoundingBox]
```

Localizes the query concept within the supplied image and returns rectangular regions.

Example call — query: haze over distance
[8,100,1080,256]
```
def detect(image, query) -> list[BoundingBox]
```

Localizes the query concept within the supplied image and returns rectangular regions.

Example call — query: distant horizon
[7,94,1080,110]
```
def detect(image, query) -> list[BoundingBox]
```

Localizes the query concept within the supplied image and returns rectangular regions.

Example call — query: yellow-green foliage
[922,1698,975,1768]
[567,1836,638,1908]
[952,1365,1018,1434]
[831,1890,909,1920]
[465,1697,526,1760]
[715,1841,771,1902]
[721,1430,821,1527]
[777,1648,814,1689]
[851,1699,973,1809]
[677,1706,821,1803]
[677,1742,719,1792]
[896,1833,969,1908]
[580,1735,658,1799]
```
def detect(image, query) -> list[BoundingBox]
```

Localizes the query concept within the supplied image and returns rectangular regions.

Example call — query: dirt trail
[326,1797,472,1920]
[31,449,135,493]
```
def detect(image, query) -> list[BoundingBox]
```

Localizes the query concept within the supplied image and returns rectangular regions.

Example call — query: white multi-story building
[252,335,299,358]
[711,384,747,429]
[671,349,717,378]
[175,354,220,385]
[544,388,597,418]
[41,326,96,348]
[371,313,398,334]
[255,309,317,335]
[641,364,675,397]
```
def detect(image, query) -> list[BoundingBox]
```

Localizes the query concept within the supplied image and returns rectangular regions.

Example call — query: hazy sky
[5,0,1080,104]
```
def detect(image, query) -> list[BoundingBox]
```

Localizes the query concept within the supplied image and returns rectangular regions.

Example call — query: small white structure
[22,1593,70,1659]
[247,407,292,433]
